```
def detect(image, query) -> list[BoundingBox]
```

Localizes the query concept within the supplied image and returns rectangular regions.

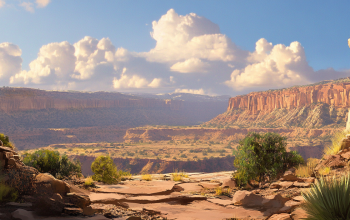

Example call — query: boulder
[220,178,237,188]
[270,181,294,189]
[280,168,300,182]
[290,208,308,220]
[269,213,292,220]
[340,135,350,151]
[35,173,70,195]
[293,182,311,188]
[315,155,347,171]
[232,190,264,207]
[67,192,91,209]
[292,196,304,202]
[32,196,65,216]
[83,205,97,216]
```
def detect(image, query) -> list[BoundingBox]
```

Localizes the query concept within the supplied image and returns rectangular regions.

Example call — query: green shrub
[0,134,15,149]
[91,155,129,184]
[233,132,304,186]
[23,149,82,179]
[302,174,350,220]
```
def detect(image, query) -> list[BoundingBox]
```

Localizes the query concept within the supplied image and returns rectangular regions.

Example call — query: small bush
[23,150,81,179]
[0,134,15,150]
[233,132,304,186]
[84,176,94,187]
[215,187,231,196]
[142,174,152,181]
[91,155,129,184]
[302,174,350,219]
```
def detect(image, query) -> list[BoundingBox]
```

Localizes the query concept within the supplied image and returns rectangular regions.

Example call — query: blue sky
[1,0,350,96]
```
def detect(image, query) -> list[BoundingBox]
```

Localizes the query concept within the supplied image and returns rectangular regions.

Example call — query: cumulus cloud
[225,39,314,90]
[0,43,22,80]
[20,2,34,13]
[113,68,164,89]
[36,0,50,8]
[72,36,117,80]
[144,9,247,63]
[10,41,76,84]
[174,88,206,95]
[3,9,350,95]
[170,58,210,73]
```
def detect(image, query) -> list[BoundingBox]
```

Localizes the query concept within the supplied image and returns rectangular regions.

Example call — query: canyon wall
[207,81,350,129]
[0,87,228,149]
[228,82,350,114]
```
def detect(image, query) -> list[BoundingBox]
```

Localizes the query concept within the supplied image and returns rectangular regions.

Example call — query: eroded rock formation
[208,79,350,128]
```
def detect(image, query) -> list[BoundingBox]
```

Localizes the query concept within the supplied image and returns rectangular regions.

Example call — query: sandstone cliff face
[208,82,350,128]
[228,83,350,113]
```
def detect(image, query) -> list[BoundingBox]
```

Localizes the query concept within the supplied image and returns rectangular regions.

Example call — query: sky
[1,0,350,96]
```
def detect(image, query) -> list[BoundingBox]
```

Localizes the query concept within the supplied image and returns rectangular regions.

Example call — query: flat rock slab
[125,194,207,204]
[91,192,206,205]
[126,200,242,220]
[95,181,176,195]
[207,198,233,206]
[90,193,126,203]
[176,183,203,193]
[199,182,221,189]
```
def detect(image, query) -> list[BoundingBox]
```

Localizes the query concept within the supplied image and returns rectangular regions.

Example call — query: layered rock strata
[208,80,350,128]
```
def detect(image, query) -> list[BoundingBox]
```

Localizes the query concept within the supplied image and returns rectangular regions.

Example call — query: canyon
[0,87,228,149]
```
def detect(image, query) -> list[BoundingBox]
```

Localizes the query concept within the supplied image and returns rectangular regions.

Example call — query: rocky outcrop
[208,80,350,128]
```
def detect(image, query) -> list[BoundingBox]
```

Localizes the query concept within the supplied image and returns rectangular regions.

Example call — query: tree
[91,156,120,184]
[233,132,304,186]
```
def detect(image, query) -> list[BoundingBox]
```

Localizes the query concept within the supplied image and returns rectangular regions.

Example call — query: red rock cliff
[228,83,350,114]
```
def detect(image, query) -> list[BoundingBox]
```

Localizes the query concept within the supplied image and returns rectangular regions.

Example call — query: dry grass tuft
[84,176,94,186]
[215,187,231,196]
[318,166,331,176]
[171,169,189,182]
[142,174,153,181]
[295,158,319,178]
[324,130,349,156]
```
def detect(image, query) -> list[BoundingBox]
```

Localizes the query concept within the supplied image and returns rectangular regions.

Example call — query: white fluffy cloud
[36,0,50,8]
[144,9,245,63]
[174,88,206,95]
[170,58,209,73]
[20,2,34,13]
[3,9,350,95]
[0,43,22,80]
[72,36,117,80]
[225,39,314,90]
[113,68,164,89]
[10,41,76,84]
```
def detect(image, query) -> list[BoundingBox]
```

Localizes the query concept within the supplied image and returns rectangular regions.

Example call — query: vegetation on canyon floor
[91,155,130,184]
